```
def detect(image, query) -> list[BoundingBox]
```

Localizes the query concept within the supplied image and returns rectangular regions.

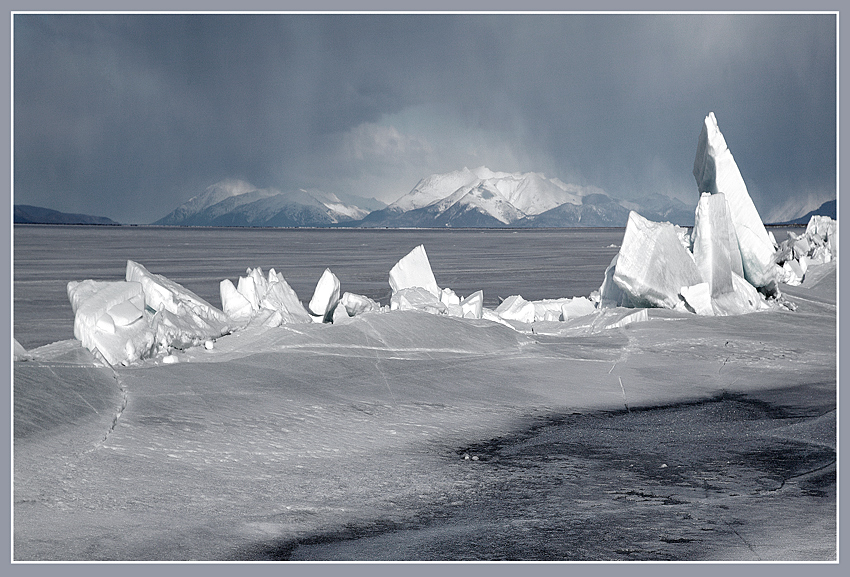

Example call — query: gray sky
[14,13,836,224]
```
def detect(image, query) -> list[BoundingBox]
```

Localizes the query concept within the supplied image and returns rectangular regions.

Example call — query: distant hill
[153,180,384,227]
[778,199,836,225]
[14,205,120,225]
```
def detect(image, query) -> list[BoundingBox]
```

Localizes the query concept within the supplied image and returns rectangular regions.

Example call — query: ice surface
[388,245,441,297]
[307,268,341,322]
[693,112,778,288]
[16,224,837,560]
[612,211,703,309]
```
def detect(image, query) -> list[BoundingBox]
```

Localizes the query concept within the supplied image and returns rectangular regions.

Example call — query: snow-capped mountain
[154,170,697,229]
[153,180,383,227]
[360,167,688,228]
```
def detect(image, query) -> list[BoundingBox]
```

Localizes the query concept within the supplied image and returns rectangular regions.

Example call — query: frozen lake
[13,224,835,561]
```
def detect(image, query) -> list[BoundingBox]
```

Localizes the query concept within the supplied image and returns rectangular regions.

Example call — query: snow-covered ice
[16,221,837,561]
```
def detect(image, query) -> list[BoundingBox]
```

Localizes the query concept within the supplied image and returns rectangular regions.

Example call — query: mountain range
[154,168,697,229]
[153,179,386,227]
[780,200,836,225]
[20,168,830,229]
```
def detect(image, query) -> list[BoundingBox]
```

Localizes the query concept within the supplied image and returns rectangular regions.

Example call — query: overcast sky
[14,13,836,224]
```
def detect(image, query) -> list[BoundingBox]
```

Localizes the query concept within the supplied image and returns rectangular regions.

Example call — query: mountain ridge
[14,205,120,226]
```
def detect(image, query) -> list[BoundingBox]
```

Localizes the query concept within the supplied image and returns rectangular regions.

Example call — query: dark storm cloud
[13,13,836,223]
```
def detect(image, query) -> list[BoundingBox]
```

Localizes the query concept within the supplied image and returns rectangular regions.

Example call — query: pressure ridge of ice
[62,113,836,366]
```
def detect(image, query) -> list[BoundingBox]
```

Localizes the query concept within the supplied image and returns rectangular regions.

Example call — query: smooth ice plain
[13,225,836,561]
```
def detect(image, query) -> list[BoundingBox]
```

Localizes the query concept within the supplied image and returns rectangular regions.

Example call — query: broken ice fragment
[390,287,448,315]
[260,278,312,324]
[494,295,536,324]
[339,292,381,317]
[460,290,484,319]
[710,272,768,316]
[679,283,714,316]
[612,211,703,309]
[691,192,743,297]
[598,254,634,309]
[13,338,30,361]
[307,268,340,323]
[220,278,254,322]
[236,275,260,312]
[559,297,597,320]
[693,112,778,289]
[106,297,144,327]
[66,279,155,365]
[440,287,461,306]
[126,260,229,328]
[388,245,441,298]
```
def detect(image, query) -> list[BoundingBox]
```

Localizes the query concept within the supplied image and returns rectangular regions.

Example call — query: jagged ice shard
[693,112,778,289]
[612,211,703,309]
[308,268,341,323]
[388,245,441,298]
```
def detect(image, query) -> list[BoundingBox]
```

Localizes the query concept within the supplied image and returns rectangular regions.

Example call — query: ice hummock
[774,215,838,286]
[66,279,156,365]
[693,112,779,290]
[126,260,231,351]
[220,267,314,327]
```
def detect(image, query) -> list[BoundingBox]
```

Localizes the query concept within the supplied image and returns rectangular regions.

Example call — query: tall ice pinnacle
[693,112,778,289]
